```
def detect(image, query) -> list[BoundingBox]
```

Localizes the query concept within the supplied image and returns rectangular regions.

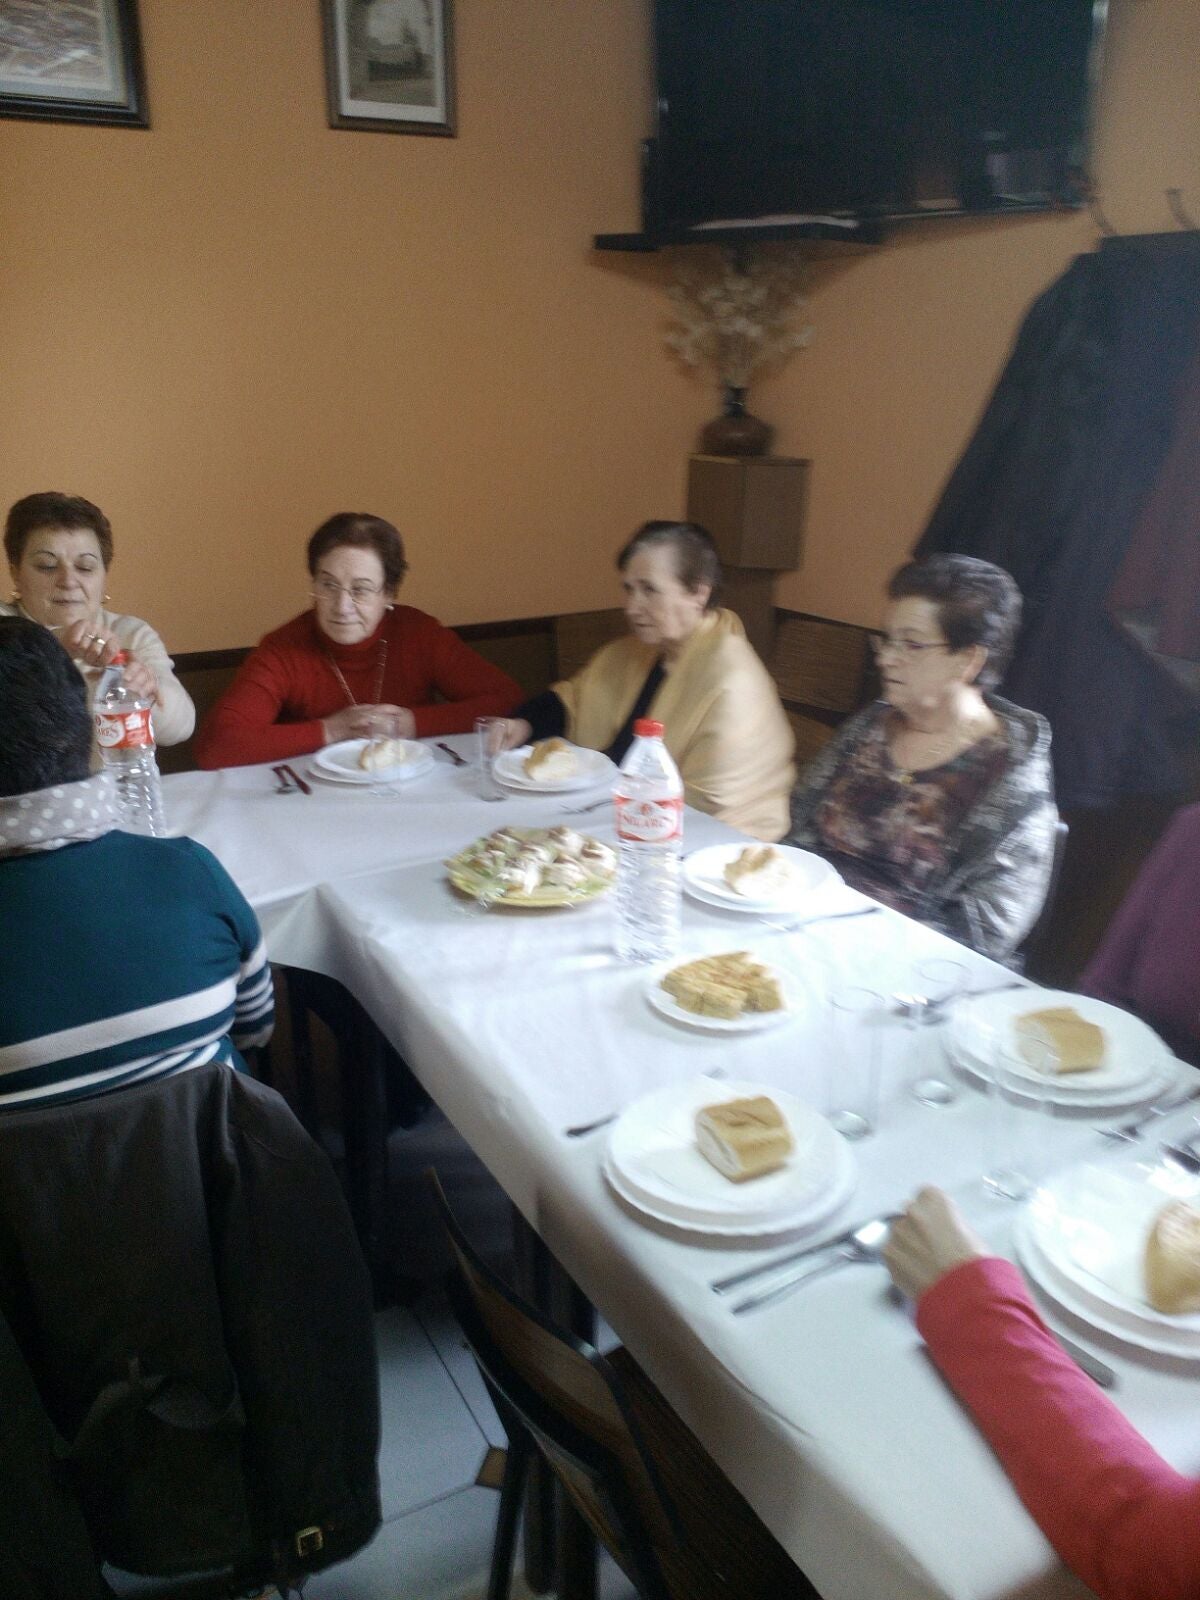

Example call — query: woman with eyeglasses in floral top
[195,513,520,769]
[787,554,1058,960]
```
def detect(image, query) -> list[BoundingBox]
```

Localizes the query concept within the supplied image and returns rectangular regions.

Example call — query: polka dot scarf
[0,771,121,857]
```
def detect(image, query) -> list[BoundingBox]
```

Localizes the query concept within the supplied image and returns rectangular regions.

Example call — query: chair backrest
[1018,816,1069,968]
[427,1172,682,1599]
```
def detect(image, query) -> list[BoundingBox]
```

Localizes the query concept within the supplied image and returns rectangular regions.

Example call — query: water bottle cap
[634,718,664,739]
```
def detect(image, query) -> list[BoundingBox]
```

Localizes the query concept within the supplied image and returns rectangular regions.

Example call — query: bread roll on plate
[695,1096,794,1183]
[359,738,411,772]
[1145,1200,1200,1315]
[524,739,579,781]
[1016,1005,1106,1074]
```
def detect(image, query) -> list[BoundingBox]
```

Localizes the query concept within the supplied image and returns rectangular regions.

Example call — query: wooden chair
[428,1173,819,1600]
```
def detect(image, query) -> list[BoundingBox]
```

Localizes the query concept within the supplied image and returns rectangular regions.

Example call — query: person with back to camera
[0,616,272,1106]
[195,511,521,769]
[787,552,1057,959]
[2,491,195,752]
[491,520,795,841]
[884,1187,1200,1600]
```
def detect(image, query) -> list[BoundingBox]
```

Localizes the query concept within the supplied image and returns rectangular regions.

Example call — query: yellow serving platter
[445,829,614,910]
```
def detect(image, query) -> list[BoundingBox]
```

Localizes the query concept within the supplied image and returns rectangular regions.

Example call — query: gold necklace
[890,711,985,785]
[324,637,388,708]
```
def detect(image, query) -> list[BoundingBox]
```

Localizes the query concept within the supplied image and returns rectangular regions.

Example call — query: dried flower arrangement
[664,247,813,389]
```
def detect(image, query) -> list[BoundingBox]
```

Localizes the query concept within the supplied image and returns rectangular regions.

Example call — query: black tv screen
[651,0,1105,230]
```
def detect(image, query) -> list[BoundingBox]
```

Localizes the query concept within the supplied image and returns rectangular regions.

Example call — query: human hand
[494,717,533,753]
[119,656,159,704]
[882,1187,987,1303]
[60,619,119,671]
[362,704,416,740]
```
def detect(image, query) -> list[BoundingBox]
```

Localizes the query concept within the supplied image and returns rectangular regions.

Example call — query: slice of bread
[1145,1199,1200,1315]
[695,1096,794,1182]
[1016,1005,1106,1074]
[524,738,579,781]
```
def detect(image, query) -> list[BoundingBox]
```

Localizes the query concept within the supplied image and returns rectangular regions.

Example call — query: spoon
[731,1217,893,1315]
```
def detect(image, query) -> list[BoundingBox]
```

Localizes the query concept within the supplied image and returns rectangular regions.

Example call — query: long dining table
[164,736,1200,1600]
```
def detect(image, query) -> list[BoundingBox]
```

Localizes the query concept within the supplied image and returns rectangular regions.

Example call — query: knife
[281,763,312,796]
[437,742,467,768]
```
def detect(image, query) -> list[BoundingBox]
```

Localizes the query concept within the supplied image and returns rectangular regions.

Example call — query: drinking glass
[906,956,969,1106]
[826,986,884,1140]
[982,1035,1058,1201]
[475,716,505,801]
[361,709,402,798]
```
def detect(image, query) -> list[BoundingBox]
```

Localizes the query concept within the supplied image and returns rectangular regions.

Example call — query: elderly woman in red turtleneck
[195,513,520,769]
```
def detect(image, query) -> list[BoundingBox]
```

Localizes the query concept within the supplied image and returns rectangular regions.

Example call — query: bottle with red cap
[94,652,167,836]
[612,717,684,963]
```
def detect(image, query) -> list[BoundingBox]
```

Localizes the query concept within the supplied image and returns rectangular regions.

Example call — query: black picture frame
[0,0,148,128]
[321,0,455,137]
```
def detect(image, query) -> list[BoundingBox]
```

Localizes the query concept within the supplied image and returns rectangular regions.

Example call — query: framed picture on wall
[321,0,455,137]
[0,0,148,127]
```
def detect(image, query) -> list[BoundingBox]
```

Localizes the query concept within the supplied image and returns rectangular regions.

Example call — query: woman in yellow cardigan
[494,522,795,840]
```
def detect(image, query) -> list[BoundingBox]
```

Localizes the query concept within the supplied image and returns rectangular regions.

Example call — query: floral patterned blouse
[809,712,1010,919]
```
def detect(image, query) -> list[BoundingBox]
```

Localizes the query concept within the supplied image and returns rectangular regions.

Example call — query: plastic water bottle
[613,718,684,964]
[94,652,167,837]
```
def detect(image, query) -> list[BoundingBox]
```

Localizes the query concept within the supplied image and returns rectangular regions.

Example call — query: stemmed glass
[361,709,403,799]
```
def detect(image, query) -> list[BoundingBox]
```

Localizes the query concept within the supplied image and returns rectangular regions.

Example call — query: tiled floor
[306,1290,636,1600]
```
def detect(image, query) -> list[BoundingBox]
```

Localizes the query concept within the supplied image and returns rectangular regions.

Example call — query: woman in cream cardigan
[494,521,794,840]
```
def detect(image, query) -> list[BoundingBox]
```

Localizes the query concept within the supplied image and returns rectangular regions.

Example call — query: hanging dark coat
[917,233,1200,808]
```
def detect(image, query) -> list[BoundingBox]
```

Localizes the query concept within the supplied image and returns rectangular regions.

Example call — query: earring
[102,593,111,603]
[9,591,18,603]
[386,602,395,611]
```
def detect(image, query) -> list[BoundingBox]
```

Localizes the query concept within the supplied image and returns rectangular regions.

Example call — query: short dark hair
[616,521,723,609]
[4,493,114,569]
[0,617,93,796]
[306,513,408,592]
[887,553,1022,690]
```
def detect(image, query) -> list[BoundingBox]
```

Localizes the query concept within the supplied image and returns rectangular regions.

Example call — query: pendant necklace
[324,637,388,708]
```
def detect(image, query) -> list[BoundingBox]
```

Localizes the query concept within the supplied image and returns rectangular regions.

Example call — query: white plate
[493,744,616,793]
[645,962,797,1034]
[603,1077,855,1237]
[947,989,1171,1095]
[683,842,842,913]
[1015,1157,1200,1358]
[944,1038,1181,1111]
[314,738,434,784]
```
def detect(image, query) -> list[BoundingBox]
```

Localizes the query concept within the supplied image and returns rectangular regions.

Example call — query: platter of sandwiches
[493,740,617,794]
[1015,1155,1200,1357]
[312,737,435,785]
[601,1076,855,1238]
[647,951,796,1033]
[682,842,841,914]
[943,988,1179,1109]
[446,825,617,908]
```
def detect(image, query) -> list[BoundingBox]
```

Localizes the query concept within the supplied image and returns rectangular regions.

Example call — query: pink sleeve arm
[917,1258,1200,1600]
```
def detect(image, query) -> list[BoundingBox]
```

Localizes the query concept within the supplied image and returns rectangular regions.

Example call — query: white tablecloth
[163,739,1200,1600]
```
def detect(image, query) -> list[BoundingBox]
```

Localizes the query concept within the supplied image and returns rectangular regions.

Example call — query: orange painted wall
[767,0,1200,626]
[0,0,706,651]
[1,1,1195,650]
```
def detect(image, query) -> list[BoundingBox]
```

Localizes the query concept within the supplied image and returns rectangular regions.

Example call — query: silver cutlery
[1160,1139,1200,1175]
[1049,1332,1116,1389]
[271,765,297,794]
[892,978,1028,1022]
[436,742,467,767]
[564,1069,727,1139]
[1098,1084,1200,1144]
[560,796,610,817]
[759,905,882,934]
[712,1213,895,1295]
[731,1217,895,1314]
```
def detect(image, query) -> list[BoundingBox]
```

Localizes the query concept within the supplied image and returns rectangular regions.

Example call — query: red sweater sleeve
[194,643,327,770]
[406,618,522,739]
[917,1257,1200,1600]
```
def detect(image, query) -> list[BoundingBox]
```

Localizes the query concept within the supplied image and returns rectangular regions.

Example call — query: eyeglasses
[869,633,951,660]
[311,577,385,606]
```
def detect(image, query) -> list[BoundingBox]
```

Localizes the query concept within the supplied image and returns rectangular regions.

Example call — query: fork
[560,796,610,817]
[1099,1084,1200,1143]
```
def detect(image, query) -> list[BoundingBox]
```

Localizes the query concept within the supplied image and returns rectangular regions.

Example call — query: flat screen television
[648,0,1106,234]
